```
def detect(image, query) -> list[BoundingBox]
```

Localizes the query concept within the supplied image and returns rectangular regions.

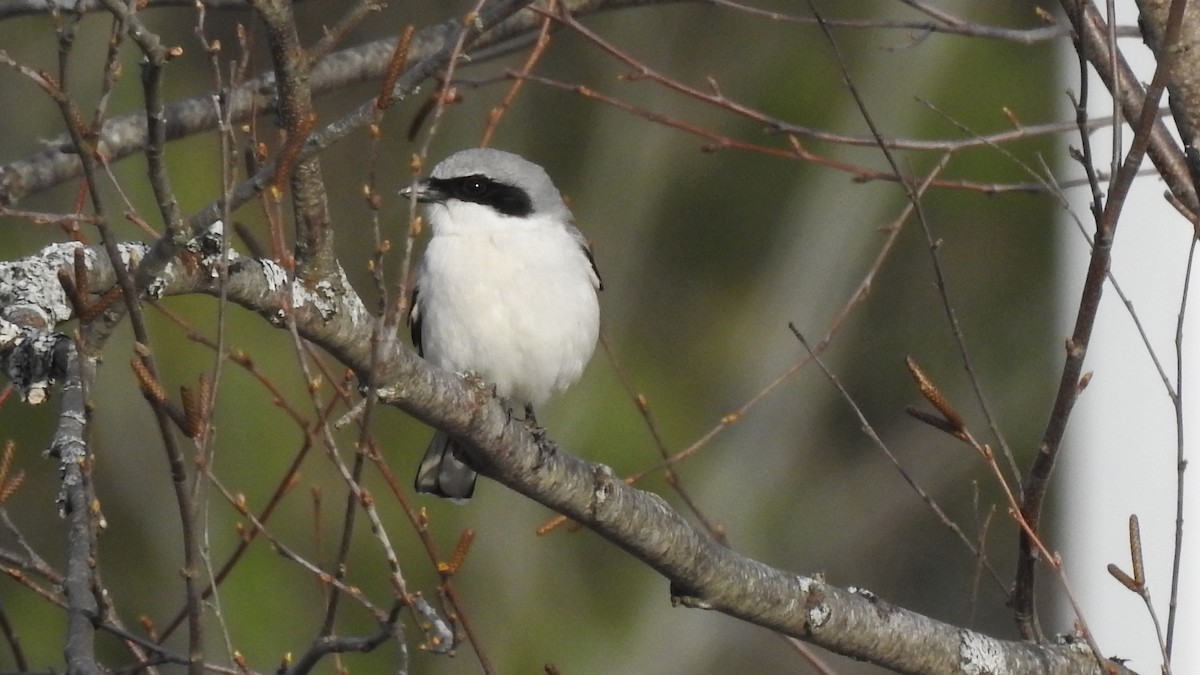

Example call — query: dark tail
[414,431,477,501]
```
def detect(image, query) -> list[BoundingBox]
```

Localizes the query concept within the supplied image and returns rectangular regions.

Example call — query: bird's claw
[522,405,558,469]
[532,427,558,470]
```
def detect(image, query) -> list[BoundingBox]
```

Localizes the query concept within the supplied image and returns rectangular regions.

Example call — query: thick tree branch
[1057,0,1199,214]
[250,0,334,277]
[1136,0,1200,200]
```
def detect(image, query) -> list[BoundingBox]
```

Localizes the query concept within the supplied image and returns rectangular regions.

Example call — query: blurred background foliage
[0,0,1067,672]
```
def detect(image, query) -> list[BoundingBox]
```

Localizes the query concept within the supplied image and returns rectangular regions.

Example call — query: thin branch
[51,342,101,675]
[792,326,1008,594]
[1166,234,1197,656]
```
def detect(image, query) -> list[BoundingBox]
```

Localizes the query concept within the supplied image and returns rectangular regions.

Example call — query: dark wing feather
[582,244,603,292]
[409,285,424,356]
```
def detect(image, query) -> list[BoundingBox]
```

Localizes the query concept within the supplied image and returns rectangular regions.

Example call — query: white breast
[415,203,600,406]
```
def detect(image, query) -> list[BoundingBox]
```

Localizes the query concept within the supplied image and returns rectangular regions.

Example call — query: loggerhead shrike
[401,148,602,500]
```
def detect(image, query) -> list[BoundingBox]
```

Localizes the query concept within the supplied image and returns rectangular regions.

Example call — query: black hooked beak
[399,179,445,204]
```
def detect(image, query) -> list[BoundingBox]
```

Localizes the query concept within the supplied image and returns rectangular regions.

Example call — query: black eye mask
[426,175,533,218]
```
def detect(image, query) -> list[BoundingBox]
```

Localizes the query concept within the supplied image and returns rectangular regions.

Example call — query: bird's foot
[532,430,559,470]
[524,405,558,469]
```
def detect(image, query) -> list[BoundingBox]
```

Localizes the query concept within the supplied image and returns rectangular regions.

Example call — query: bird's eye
[440,174,531,216]
[461,176,489,197]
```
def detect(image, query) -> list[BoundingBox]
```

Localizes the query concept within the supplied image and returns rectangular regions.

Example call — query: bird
[401,148,602,500]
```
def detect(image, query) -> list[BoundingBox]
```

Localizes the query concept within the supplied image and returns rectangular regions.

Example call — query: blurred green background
[0,1,1066,672]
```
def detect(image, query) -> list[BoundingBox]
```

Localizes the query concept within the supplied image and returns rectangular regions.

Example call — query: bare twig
[50,343,101,675]
[1166,233,1197,656]
[795,329,1008,594]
